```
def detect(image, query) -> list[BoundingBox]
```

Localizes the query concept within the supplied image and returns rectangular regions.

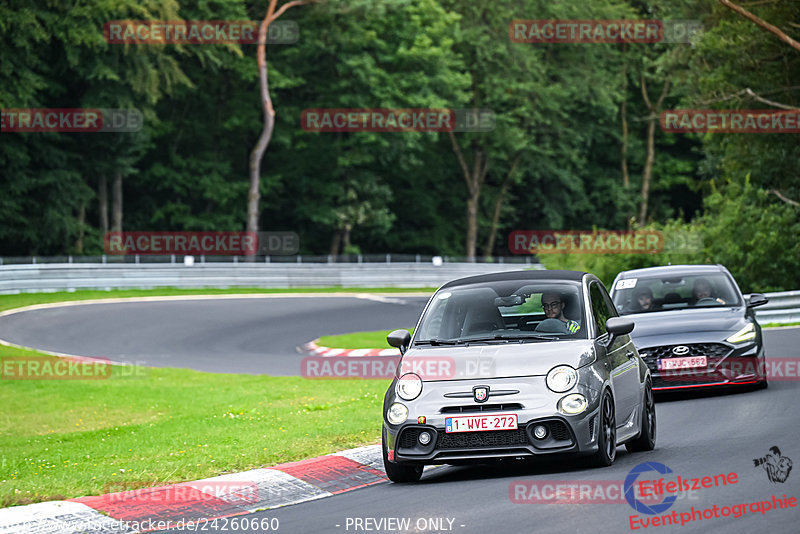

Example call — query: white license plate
[659,356,708,370]
[445,413,518,433]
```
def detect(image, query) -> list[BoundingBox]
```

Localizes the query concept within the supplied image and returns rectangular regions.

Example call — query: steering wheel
[695,297,718,305]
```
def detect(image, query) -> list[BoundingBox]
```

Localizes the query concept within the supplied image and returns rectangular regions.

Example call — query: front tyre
[626,380,656,452]
[382,429,422,483]
[589,391,616,467]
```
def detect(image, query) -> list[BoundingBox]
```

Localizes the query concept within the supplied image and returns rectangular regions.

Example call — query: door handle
[627,351,635,359]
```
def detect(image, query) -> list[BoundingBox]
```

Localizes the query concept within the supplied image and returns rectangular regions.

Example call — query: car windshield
[414,280,587,344]
[612,272,742,315]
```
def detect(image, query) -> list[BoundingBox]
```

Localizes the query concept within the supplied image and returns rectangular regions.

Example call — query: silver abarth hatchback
[381,270,655,482]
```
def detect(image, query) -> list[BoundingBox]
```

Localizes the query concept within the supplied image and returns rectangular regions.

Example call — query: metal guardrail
[0,262,543,294]
[755,291,800,325]
[0,262,796,324]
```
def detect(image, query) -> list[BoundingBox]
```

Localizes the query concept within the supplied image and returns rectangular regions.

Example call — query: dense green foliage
[1,0,798,288]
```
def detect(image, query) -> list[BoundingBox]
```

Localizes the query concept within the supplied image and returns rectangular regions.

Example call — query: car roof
[615,264,727,279]
[440,269,589,289]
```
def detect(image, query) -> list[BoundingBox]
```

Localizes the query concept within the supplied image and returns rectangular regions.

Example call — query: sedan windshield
[414,280,587,344]
[613,272,742,315]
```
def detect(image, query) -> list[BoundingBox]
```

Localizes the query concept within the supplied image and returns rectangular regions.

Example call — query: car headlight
[396,373,423,400]
[727,323,756,344]
[546,365,578,393]
[387,403,408,425]
[558,393,587,415]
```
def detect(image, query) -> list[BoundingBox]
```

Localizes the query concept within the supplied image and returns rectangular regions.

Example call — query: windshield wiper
[414,339,462,346]
[463,334,561,343]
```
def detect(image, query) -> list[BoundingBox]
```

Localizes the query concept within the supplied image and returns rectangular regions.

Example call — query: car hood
[624,307,747,343]
[401,340,596,381]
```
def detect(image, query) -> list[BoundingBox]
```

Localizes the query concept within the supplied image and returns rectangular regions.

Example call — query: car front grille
[639,343,731,373]
[440,403,523,414]
[437,428,529,449]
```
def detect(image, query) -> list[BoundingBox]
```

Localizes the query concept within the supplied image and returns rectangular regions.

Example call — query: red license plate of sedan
[445,414,518,433]
[659,356,708,370]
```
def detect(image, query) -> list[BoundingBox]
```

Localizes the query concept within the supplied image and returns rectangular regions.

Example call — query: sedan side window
[590,282,612,335]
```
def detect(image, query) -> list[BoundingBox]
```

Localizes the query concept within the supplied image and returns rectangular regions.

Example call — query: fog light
[419,431,431,445]
[533,425,547,439]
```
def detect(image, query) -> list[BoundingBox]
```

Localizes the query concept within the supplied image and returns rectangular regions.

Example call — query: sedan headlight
[558,393,588,415]
[396,373,423,400]
[546,365,578,393]
[387,403,408,424]
[727,323,756,344]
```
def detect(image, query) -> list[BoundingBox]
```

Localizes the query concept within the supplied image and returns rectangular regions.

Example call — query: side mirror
[604,317,634,346]
[746,293,769,308]
[387,329,412,355]
[606,317,634,336]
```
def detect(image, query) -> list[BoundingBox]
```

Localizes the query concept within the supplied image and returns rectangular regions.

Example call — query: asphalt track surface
[2,298,800,533]
[0,295,430,375]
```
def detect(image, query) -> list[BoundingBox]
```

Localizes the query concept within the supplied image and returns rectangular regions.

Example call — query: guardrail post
[171,254,176,264]
[32,256,37,264]
[135,255,139,264]
[68,256,73,264]
[358,254,362,264]
[201,255,205,264]
[233,256,238,264]
[328,255,333,264]
[416,254,420,263]
[265,255,270,263]
[297,255,301,263]
[386,253,391,263]
[102,255,106,264]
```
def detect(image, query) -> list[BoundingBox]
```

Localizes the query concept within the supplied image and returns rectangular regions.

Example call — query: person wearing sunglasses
[537,291,581,334]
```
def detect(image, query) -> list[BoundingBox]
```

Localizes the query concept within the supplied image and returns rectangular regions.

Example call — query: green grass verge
[762,321,800,328]
[0,288,433,507]
[0,349,391,507]
[317,329,414,350]
[0,287,435,315]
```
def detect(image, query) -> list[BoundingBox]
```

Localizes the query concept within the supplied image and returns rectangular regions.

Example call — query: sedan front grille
[639,343,731,372]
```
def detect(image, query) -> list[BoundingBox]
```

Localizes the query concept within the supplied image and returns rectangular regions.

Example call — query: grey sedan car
[381,270,655,482]
[609,264,768,392]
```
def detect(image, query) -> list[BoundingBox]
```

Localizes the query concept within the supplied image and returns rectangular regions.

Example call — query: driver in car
[692,278,726,305]
[537,291,581,334]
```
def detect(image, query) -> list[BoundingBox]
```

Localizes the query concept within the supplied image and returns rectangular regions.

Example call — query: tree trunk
[248,0,318,234]
[465,194,479,261]
[638,118,656,226]
[76,203,85,253]
[482,155,520,259]
[329,230,341,256]
[449,132,489,261]
[111,171,123,232]
[620,63,630,189]
[98,175,108,236]
[638,76,670,226]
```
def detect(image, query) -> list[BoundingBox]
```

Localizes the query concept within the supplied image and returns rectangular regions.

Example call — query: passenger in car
[633,287,659,312]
